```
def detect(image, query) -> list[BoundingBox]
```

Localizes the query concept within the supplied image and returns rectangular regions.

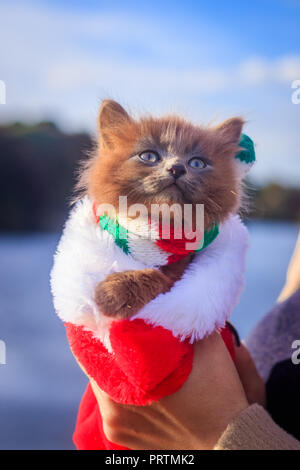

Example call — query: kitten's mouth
[168,181,178,187]
[166,181,184,192]
[161,181,186,200]
[142,177,190,203]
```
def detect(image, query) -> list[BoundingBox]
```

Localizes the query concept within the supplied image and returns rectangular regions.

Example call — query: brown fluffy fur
[78,100,245,318]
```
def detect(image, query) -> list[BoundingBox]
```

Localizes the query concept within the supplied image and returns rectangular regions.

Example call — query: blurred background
[0,0,300,450]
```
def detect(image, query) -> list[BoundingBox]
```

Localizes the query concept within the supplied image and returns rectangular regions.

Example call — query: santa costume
[50,134,255,450]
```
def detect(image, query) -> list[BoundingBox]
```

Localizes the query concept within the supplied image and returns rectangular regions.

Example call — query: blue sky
[0,0,300,185]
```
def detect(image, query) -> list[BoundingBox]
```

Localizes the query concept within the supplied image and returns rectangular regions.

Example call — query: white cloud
[238,56,300,85]
[275,56,300,82]
[238,58,270,84]
[0,1,300,186]
[1,1,299,108]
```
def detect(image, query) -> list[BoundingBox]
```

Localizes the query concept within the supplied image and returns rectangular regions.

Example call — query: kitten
[77,100,245,319]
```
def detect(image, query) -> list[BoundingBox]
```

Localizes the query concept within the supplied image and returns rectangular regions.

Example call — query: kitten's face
[84,100,244,228]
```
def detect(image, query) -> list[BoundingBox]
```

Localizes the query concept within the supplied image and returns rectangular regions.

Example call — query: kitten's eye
[188,157,207,169]
[139,151,160,164]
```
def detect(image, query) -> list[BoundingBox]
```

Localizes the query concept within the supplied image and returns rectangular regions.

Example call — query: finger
[234,342,266,406]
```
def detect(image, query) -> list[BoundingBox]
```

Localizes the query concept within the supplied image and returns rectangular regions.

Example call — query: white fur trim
[133,214,248,341]
[51,197,248,349]
[234,158,255,178]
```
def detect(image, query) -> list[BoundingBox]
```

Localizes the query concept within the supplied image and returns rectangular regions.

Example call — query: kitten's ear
[216,117,244,145]
[215,118,255,178]
[98,100,131,148]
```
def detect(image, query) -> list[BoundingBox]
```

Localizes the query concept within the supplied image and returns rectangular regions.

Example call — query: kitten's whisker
[206,196,222,211]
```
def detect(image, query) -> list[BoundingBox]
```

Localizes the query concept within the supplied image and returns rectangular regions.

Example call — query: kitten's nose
[168,164,186,179]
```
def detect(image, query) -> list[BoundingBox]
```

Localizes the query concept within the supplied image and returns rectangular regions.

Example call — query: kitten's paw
[94,272,139,319]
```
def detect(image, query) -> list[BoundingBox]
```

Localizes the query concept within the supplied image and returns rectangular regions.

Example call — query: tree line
[0,121,299,232]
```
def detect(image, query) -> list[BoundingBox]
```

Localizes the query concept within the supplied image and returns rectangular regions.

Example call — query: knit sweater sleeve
[214,404,300,450]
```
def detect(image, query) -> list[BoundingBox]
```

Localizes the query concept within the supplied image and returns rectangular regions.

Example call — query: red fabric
[92,201,100,224]
[67,320,234,450]
[156,224,203,257]
[73,382,127,450]
[220,325,235,362]
[66,319,193,406]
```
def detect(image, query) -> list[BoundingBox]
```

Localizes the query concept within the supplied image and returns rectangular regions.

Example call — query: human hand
[85,332,250,450]
[278,232,300,302]
[234,341,266,407]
